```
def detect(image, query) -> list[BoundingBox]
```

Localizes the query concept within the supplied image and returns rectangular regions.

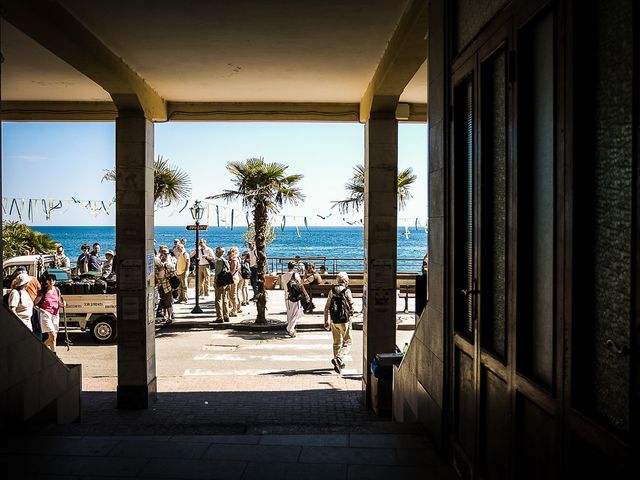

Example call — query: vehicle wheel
[90,316,117,343]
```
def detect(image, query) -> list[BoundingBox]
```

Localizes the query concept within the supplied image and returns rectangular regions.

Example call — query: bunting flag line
[1,195,428,232]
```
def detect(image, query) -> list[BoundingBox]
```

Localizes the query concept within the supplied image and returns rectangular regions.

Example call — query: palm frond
[101,155,191,206]
[332,164,418,213]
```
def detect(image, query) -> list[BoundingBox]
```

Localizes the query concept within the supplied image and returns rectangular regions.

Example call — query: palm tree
[208,157,304,324]
[2,221,57,258]
[331,164,417,213]
[102,155,191,206]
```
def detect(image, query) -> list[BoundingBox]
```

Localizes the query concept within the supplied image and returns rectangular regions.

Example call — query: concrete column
[115,112,157,409]
[363,113,398,405]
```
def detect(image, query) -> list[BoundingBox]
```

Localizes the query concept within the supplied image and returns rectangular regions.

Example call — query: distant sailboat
[403,226,411,239]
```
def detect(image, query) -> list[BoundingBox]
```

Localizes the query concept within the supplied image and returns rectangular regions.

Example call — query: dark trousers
[250,266,258,295]
[31,310,42,341]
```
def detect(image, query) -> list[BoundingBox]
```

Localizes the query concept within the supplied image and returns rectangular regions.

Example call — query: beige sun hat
[15,272,31,287]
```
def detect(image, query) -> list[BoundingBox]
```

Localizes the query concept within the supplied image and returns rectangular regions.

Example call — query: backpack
[240,261,251,280]
[287,274,304,302]
[216,258,234,286]
[329,286,351,323]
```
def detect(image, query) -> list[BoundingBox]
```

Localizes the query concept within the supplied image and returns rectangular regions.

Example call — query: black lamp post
[190,200,205,314]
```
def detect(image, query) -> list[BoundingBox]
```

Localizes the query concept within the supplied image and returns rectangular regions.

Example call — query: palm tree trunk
[253,200,269,323]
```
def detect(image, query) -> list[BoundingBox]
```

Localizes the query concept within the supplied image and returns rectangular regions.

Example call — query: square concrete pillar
[115,112,157,409]
[363,114,398,406]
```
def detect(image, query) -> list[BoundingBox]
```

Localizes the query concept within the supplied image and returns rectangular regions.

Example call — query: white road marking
[194,354,353,362]
[203,344,333,351]
[208,332,331,340]
[184,368,359,376]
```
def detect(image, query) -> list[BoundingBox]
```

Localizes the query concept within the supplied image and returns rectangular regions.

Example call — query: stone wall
[392,0,448,451]
[0,307,81,429]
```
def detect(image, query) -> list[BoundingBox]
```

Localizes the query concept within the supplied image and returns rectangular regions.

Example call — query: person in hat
[102,250,115,277]
[54,245,70,271]
[8,272,35,331]
[155,246,175,323]
[11,267,42,338]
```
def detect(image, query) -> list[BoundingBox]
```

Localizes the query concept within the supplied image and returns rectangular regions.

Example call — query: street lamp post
[190,200,205,314]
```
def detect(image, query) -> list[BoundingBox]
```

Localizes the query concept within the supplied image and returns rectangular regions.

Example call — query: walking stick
[62,304,72,351]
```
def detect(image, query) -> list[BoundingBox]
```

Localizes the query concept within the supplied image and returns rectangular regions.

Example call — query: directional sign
[186,224,209,231]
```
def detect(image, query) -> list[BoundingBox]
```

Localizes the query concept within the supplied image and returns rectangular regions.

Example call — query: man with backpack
[323,272,355,374]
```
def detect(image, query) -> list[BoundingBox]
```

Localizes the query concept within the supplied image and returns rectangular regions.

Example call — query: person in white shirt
[192,238,214,297]
[248,241,258,299]
[8,273,35,331]
[281,261,308,337]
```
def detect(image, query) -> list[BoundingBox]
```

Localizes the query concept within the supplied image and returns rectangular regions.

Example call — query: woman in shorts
[35,274,65,353]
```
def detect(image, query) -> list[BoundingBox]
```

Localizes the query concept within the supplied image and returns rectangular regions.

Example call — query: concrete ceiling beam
[360,0,428,123]
[0,101,117,121]
[166,102,361,122]
[0,0,166,120]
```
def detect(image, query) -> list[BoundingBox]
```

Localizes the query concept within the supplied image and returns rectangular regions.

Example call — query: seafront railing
[267,257,422,274]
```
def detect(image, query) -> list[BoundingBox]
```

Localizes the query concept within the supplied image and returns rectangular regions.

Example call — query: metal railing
[267,257,422,274]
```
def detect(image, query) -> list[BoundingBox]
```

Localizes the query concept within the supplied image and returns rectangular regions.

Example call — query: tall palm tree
[331,164,417,213]
[208,157,304,324]
[102,155,192,207]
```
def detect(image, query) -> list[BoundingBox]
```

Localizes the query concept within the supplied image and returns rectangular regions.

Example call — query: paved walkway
[159,285,417,332]
[0,287,458,479]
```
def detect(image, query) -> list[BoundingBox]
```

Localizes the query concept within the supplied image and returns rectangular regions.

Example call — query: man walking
[213,246,231,323]
[323,272,355,374]
[175,243,190,303]
[281,261,307,337]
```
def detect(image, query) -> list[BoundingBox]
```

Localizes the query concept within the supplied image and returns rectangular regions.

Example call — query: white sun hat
[15,272,31,287]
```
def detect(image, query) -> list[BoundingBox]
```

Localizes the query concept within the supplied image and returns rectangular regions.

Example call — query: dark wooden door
[450,22,513,480]
[449,1,637,477]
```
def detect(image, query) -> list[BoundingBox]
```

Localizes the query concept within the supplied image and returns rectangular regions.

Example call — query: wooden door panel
[480,368,509,480]
[455,347,476,459]
[515,393,557,479]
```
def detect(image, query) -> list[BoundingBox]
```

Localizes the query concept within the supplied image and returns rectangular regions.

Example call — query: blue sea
[32,226,428,272]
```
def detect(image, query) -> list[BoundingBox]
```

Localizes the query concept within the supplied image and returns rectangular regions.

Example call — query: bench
[398,283,416,313]
[309,282,417,313]
[307,283,365,299]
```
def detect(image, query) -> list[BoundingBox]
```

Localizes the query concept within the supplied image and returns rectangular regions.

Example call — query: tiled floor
[3,291,454,479]
[1,433,458,479]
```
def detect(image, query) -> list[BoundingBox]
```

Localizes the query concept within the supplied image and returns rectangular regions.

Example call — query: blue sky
[1,121,427,227]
